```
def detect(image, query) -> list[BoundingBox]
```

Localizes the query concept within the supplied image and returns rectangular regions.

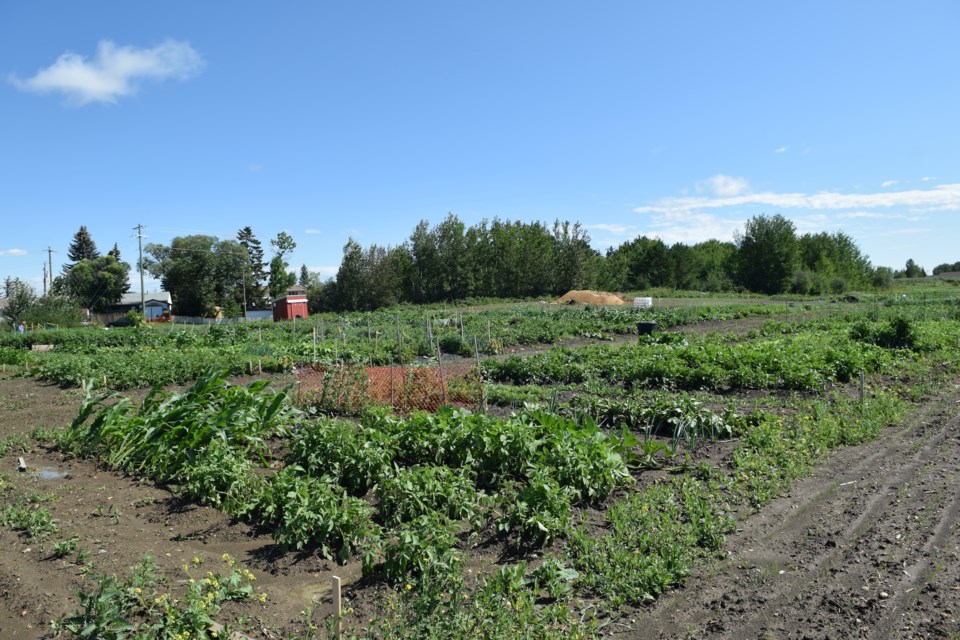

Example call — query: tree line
[313,213,898,311]
[0,214,949,327]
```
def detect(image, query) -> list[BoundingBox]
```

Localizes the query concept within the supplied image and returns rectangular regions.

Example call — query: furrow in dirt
[628,388,960,639]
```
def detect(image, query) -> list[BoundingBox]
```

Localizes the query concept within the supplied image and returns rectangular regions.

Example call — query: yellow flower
[133,587,142,595]
[405,583,412,590]
[192,556,201,565]
[258,592,267,603]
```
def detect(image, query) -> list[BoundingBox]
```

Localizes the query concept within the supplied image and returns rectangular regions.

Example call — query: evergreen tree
[299,264,310,287]
[236,227,266,308]
[63,226,100,273]
[108,243,121,260]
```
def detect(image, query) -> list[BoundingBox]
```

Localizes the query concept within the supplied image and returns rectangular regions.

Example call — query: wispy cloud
[877,227,930,237]
[635,183,960,215]
[775,146,788,153]
[881,180,898,187]
[9,39,204,105]
[304,229,321,235]
[247,164,264,173]
[586,223,636,236]
[921,176,937,182]
[310,265,339,279]
[0,248,27,257]
[835,211,927,222]
[698,174,749,197]
[635,211,746,245]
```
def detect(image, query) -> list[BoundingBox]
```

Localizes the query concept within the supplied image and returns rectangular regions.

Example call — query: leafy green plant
[376,465,478,527]
[1,501,59,539]
[259,467,377,560]
[368,513,463,585]
[52,536,79,559]
[497,472,572,549]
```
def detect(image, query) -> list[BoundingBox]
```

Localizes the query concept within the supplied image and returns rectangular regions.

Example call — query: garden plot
[0,300,958,638]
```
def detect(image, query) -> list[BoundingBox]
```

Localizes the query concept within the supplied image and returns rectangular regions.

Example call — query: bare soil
[627,383,960,640]
[2,371,960,639]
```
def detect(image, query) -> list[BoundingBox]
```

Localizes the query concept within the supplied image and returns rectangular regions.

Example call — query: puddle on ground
[32,467,69,480]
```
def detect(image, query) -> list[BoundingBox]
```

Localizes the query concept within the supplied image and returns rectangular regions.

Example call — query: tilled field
[2,373,959,639]
[633,384,960,639]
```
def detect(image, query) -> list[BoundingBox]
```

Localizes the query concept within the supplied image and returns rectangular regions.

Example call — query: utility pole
[47,246,54,288]
[134,224,146,316]
[42,263,47,295]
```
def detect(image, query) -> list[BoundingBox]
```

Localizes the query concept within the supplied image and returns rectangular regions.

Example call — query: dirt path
[628,384,960,639]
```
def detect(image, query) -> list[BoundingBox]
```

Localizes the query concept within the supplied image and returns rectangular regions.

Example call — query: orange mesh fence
[295,363,482,414]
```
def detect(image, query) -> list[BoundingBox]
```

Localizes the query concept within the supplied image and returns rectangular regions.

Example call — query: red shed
[272,292,309,322]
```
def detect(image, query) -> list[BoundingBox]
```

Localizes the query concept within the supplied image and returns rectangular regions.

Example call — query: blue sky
[2,1,959,292]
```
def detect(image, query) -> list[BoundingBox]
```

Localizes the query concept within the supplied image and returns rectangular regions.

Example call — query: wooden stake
[258,359,262,375]
[859,371,865,403]
[331,575,342,640]
[474,335,486,412]
[436,337,448,404]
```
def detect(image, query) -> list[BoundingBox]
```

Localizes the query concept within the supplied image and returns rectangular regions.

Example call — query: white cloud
[585,223,636,236]
[0,248,27,257]
[635,211,745,245]
[881,180,898,187]
[310,265,339,278]
[304,229,321,235]
[921,176,937,182]
[835,211,926,222]
[775,146,788,153]
[635,182,960,215]
[10,39,204,105]
[698,174,749,197]
[877,227,930,237]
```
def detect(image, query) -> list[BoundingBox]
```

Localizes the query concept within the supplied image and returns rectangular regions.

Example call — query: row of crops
[32,297,960,637]
[0,303,792,389]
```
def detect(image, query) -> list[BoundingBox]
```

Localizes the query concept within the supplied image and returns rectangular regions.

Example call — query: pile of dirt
[556,289,626,305]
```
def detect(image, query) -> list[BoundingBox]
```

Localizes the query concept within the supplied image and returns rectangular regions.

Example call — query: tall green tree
[1,277,36,324]
[267,232,297,299]
[66,226,100,265]
[552,220,597,293]
[144,235,246,317]
[58,255,131,311]
[236,227,266,308]
[735,214,799,294]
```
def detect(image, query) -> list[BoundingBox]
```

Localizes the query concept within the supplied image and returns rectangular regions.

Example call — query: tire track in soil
[623,387,960,639]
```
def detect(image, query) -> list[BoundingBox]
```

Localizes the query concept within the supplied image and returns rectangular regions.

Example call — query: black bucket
[637,321,658,336]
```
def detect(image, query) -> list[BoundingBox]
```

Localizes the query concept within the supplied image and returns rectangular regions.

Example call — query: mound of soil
[556,289,626,305]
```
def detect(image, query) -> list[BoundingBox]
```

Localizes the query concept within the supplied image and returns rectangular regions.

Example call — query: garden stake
[332,575,342,639]
[436,337,448,404]
[474,335,486,412]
